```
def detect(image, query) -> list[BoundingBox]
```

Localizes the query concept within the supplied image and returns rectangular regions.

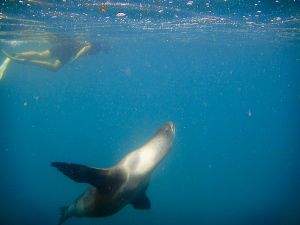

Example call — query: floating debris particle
[100,5,107,13]
[247,109,252,117]
[24,101,28,107]
[186,1,193,6]
[246,21,254,25]
[116,13,126,17]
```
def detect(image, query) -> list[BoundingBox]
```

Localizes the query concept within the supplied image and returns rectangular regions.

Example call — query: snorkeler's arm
[69,44,91,64]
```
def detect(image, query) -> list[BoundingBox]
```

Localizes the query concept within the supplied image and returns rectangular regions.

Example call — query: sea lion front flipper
[58,206,70,225]
[130,192,151,209]
[51,162,124,190]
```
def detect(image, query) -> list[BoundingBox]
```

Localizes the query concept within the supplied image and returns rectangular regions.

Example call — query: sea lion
[52,122,175,225]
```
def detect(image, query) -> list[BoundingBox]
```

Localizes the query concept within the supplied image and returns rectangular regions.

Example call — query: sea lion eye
[164,127,170,134]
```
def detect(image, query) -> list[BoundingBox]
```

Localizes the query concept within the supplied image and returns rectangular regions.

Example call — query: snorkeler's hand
[68,57,76,64]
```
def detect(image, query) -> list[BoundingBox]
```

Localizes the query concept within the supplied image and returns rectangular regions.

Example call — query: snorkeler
[0,38,110,80]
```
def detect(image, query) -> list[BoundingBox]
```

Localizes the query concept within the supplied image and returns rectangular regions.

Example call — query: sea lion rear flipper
[51,162,124,189]
[130,192,151,209]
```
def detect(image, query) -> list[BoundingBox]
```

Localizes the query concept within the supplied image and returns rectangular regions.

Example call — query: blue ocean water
[0,1,300,225]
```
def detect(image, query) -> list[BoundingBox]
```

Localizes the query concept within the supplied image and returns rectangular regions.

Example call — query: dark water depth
[0,1,300,225]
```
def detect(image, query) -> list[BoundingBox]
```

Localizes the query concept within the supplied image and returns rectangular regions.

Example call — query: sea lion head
[155,121,175,142]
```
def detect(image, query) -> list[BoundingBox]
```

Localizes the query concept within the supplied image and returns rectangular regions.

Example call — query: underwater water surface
[0,1,300,225]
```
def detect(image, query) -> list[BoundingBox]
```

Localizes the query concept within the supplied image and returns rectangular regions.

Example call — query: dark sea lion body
[52,122,175,224]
